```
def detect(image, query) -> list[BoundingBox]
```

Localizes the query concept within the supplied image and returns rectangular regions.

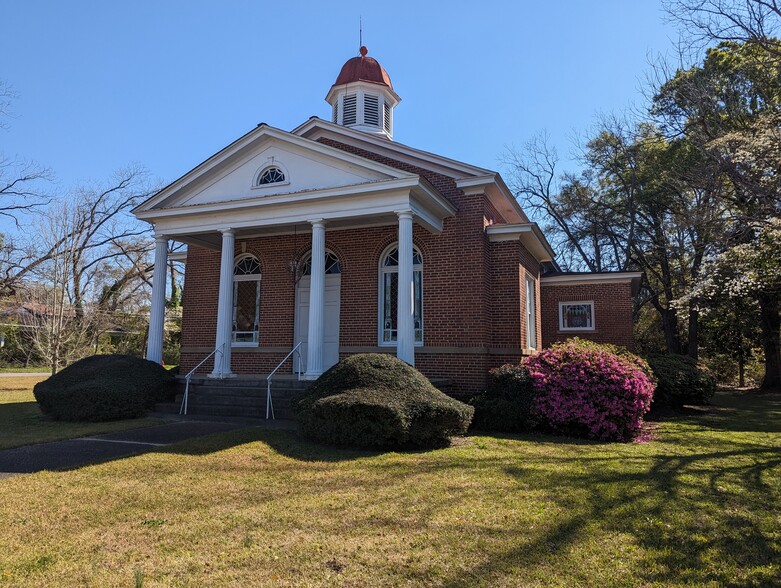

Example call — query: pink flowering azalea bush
[523,339,656,441]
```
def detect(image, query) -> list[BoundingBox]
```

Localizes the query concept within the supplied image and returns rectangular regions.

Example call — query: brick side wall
[540,282,635,350]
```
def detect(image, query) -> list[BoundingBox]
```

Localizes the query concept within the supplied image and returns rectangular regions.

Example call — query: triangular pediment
[135,124,414,212]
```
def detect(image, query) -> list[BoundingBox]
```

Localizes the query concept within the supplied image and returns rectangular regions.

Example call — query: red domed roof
[332,46,394,90]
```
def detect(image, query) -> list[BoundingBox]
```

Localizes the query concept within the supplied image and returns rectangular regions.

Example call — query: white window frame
[378,243,424,347]
[558,301,595,331]
[251,161,290,191]
[232,254,262,347]
[526,275,537,349]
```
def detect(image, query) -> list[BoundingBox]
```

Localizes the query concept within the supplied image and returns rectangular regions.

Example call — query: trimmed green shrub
[469,364,539,432]
[297,353,474,448]
[34,354,175,421]
[646,353,716,407]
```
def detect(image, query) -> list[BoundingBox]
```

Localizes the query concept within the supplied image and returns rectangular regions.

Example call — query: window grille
[379,245,423,345]
[233,255,262,344]
[257,166,285,185]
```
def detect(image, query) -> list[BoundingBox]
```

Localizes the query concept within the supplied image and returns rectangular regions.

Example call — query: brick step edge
[175,395,296,408]
[188,387,308,398]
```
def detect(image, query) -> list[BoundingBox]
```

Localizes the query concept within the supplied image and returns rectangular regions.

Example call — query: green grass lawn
[0,366,49,373]
[0,389,779,587]
[0,376,163,450]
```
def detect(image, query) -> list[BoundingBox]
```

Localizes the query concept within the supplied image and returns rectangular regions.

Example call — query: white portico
[135,122,456,379]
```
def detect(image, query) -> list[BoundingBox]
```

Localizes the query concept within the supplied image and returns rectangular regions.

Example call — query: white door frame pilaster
[304,220,326,379]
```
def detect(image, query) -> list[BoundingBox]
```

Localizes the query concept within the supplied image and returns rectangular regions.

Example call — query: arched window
[256,166,285,186]
[302,251,341,275]
[233,254,261,345]
[379,244,423,346]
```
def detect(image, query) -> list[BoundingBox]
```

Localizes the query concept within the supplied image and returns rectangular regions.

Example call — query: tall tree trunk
[758,292,781,390]
[688,308,699,361]
[661,307,682,354]
[738,355,745,388]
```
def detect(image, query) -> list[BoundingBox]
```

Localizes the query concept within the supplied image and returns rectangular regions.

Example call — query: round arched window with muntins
[379,244,423,346]
[256,166,286,186]
[233,254,262,345]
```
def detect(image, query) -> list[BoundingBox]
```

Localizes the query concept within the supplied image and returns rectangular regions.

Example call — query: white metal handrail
[265,342,303,420]
[180,344,224,415]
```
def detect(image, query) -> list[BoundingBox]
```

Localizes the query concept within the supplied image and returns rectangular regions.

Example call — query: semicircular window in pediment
[256,166,286,186]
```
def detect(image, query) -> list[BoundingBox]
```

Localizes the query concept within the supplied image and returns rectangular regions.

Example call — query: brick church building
[134,47,640,397]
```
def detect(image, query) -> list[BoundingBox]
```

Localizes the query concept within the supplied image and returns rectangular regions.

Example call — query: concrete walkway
[0,418,293,477]
[0,372,49,377]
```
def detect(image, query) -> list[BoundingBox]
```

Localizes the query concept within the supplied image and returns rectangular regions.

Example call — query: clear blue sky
[2,1,678,190]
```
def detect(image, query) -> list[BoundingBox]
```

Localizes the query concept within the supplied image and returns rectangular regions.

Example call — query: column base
[208,370,237,379]
[302,371,322,381]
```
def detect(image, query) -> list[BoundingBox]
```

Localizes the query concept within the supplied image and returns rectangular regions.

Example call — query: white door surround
[295,274,341,375]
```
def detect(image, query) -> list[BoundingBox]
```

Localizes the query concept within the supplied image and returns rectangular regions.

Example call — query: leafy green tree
[686,219,781,389]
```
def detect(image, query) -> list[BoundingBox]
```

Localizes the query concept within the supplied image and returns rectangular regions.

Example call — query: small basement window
[559,301,595,331]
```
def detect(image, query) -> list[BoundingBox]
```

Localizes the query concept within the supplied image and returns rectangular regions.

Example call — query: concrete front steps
[155,375,310,421]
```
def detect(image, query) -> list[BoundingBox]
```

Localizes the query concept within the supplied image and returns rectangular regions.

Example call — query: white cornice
[541,272,643,285]
[133,123,417,214]
[455,175,528,224]
[325,80,401,106]
[486,223,556,263]
[137,177,423,220]
[139,176,456,238]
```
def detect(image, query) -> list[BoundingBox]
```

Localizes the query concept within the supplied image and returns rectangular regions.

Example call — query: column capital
[308,218,326,228]
[395,209,414,220]
[153,233,168,244]
[219,227,235,236]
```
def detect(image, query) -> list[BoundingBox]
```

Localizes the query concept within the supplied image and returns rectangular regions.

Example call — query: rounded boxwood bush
[297,353,474,448]
[645,353,716,407]
[469,364,539,432]
[524,339,656,441]
[34,354,175,422]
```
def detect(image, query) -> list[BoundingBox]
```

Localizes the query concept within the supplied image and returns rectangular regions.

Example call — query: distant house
[134,47,640,396]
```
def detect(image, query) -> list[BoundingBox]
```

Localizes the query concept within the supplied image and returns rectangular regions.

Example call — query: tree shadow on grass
[157,425,390,463]
[650,391,781,434]
[437,436,781,586]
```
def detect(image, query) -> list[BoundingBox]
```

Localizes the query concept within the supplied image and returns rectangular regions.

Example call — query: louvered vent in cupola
[364,94,380,127]
[343,94,357,125]
[383,101,392,133]
[332,101,338,123]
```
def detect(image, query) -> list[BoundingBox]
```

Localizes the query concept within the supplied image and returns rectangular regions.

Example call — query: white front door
[294,274,341,373]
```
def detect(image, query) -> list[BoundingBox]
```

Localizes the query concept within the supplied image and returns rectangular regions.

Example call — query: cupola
[326,46,400,140]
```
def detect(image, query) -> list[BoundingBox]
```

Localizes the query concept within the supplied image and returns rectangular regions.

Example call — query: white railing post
[180,344,223,415]
[266,342,303,420]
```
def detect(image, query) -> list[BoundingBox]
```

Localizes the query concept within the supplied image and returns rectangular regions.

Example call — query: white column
[396,210,415,366]
[146,233,168,364]
[211,228,236,378]
[305,219,326,379]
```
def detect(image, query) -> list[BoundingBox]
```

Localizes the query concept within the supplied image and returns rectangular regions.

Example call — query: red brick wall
[178,145,511,395]
[540,282,635,350]
[180,141,634,397]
